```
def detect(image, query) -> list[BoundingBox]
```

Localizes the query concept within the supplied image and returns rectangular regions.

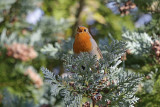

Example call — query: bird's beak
[77,27,82,32]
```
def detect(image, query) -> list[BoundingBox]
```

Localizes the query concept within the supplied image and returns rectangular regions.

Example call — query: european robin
[73,26,103,60]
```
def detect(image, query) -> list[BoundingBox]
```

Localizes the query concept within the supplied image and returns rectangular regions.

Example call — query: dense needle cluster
[42,39,143,107]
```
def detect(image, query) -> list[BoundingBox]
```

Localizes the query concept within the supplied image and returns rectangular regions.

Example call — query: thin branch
[71,0,85,37]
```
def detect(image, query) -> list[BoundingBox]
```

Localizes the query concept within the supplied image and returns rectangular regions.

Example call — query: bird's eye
[84,29,86,32]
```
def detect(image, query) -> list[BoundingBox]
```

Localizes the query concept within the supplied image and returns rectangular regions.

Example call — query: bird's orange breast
[73,32,92,54]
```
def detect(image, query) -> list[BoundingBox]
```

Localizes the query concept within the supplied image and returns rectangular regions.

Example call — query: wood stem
[71,0,85,37]
[91,98,96,107]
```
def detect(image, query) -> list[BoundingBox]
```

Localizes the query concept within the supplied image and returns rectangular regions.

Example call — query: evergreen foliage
[41,39,143,106]
[2,90,36,107]
[0,0,160,106]
[41,38,74,59]
[122,31,152,55]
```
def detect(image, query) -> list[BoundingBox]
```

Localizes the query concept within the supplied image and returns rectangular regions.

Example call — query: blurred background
[0,0,160,106]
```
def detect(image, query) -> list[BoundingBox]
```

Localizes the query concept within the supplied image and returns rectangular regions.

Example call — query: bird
[73,26,103,60]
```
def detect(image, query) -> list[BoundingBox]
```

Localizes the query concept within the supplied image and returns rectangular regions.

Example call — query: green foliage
[135,70,160,107]
[100,38,127,66]
[0,28,42,47]
[42,39,143,106]
[122,31,152,55]
[141,13,160,36]
[134,0,159,12]
[41,38,74,59]
[0,0,160,106]
[0,0,42,31]
[0,0,16,22]
[2,84,61,107]
[2,90,36,107]
[122,30,160,106]
[93,1,135,40]
[38,16,70,41]
[42,0,77,19]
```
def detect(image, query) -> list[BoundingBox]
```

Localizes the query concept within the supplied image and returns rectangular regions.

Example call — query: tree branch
[71,0,85,37]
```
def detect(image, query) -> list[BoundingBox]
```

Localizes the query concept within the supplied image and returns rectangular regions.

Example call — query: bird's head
[77,26,88,33]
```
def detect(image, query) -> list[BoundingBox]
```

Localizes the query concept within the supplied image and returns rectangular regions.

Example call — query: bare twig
[71,0,85,37]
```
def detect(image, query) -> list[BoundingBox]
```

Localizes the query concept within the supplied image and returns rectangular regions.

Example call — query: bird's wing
[90,37,103,59]
[90,36,98,47]
[97,47,103,59]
